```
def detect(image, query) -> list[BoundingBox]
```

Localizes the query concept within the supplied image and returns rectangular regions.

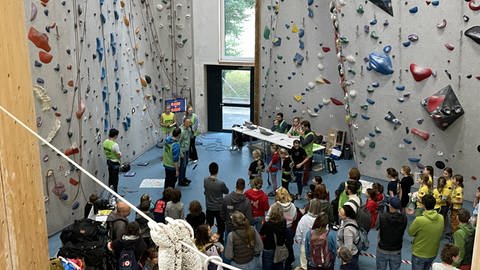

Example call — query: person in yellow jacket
[415,174,432,216]
[433,176,450,229]
[160,105,177,136]
[450,174,464,233]
[103,128,122,192]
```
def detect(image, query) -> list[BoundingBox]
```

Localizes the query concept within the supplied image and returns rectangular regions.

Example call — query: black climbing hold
[435,161,445,169]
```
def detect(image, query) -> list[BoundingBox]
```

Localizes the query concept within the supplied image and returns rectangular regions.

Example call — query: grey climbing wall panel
[24,0,193,234]
[335,0,480,200]
[259,0,349,135]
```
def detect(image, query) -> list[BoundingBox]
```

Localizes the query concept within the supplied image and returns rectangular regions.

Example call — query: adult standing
[271,112,288,133]
[160,105,176,137]
[163,128,181,189]
[204,162,229,243]
[260,203,288,270]
[375,197,408,270]
[295,199,323,270]
[221,178,253,236]
[110,222,147,270]
[107,201,131,241]
[337,203,360,270]
[103,128,122,192]
[289,139,309,200]
[305,213,336,270]
[245,178,270,232]
[408,194,444,270]
[299,120,315,186]
[453,209,475,270]
[178,118,193,186]
[184,105,200,163]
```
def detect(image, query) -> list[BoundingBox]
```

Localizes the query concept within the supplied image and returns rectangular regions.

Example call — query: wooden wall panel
[0,1,49,269]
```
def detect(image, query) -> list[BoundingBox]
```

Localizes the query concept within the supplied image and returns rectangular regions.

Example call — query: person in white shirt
[432,244,460,270]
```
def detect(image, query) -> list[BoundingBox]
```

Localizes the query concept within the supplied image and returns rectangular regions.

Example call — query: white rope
[0,104,241,270]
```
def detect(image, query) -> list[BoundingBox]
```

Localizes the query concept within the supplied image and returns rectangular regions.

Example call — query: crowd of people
[95,110,478,270]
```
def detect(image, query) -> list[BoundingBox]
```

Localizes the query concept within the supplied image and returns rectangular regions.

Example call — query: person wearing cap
[375,197,407,270]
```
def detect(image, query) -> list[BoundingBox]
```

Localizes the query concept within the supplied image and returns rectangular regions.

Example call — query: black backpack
[60,219,106,244]
[348,199,372,233]
[326,158,337,174]
[57,239,106,267]
[118,247,139,270]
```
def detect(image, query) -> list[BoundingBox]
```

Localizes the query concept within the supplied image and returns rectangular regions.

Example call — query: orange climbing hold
[39,51,53,64]
[67,80,74,87]
[69,178,79,186]
[124,15,130,27]
[140,77,148,87]
[28,27,51,52]
[76,99,86,119]
[120,0,126,8]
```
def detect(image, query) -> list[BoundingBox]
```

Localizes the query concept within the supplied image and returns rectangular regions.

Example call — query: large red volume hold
[28,27,51,52]
[410,63,432,82]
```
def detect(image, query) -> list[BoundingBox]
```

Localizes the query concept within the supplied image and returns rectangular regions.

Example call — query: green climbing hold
[360,104,368,110]
[370,31,379,40]
[359,151,366,158]
[369,141,376,148]
[263,25,271,40]
[367,85,375,93]
[348,68,356,75]
[350,112,358,118]
[339,36,349,44]
[277,55,283,60]
[376,160,383,165]
[357,5,364,14]
[374,126,382,134]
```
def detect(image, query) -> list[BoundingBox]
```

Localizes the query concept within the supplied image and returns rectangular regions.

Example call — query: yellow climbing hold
[292,24,299,33]
[120,0,125,8]
[294,95,302,102]
[138,60,145,65]
[123,15,130,26]
[140,77,148,87]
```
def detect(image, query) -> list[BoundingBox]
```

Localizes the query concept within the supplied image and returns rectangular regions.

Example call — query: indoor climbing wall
[259,0,349,135]
[335,0,480,199]
[24,0,193,234]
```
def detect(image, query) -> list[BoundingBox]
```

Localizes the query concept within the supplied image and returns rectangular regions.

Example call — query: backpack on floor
[153,199,167,223]
[60,219,105,244]
[118,248,139,270]
[326,158,337,174]
[348,199,372,233]
[57,238,106,267]
[344,223,370,251]
[309,229,334,268]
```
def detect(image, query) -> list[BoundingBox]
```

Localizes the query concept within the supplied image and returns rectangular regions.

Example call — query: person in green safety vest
[160,105,177,137]
[184,105,199,163]
[103,128,122,192]
[299,120,314,186]
[287,116,302,137]
[164,127,181,189]
[178,118,193,186]
[271,112,288,133]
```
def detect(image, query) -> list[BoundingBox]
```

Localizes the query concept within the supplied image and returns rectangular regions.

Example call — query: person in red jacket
[245,177,270,232]
[365,188,379,229]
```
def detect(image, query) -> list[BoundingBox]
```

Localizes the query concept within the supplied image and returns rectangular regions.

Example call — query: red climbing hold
[322,47,331,53]
[410,63,432,82]
[468,0,480,11]
[330,97,344,106]
[426,95,445,113]
[411,127,430,141]
[69,178,79,186]
[472,176,477,181]
[67,80,74,87]
[65,146,79,156]
[444,43,455,51]
[39,51,53,64]
[28,27,51,52]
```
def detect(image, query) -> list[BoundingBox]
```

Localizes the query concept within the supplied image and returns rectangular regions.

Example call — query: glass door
[206,65,253,131]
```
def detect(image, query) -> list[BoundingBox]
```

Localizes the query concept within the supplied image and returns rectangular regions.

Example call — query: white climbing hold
[317,63,325,70]
[317,52,324,59]
[322,98,330,105]
[307,108,318,117]
[437,151,444,157]
[346,55,356,64]
[33,85,52,111]
[156,4,164,11]
[185,14,191,19]
[176,24,184,30]
[398,143,405,149]
[349,89,357,97]
[158,23,164,29]
[352,123,359,129]
[176,3,182,9]
[42,117,61,145]
[307,82,315,89]
[357,138,366,147]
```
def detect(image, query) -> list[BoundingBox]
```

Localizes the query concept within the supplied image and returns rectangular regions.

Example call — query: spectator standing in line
[386,168,401,200]
[337,168,362,210]
[295,199,323,270]
[260,203,288,270]
[186,200,206,234]
[103,128,122,192]
[375,197,408,270]
[178,118,193,186]
[432,244,460,270]
[450,175,464,233]
[453,209,475,270]
[336,203,360,270]
[400,166,414,213]
[221,178,253,237]
[408,194,444,270]
[245,177,269,232]
[204,162,229,243]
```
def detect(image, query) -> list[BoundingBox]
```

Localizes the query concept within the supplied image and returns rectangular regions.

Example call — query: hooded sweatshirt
[266,201,297,228]
[453,223,475,267]
[377,211,407,252]
[408,209,444,258]
[163,136,180,170]
[221,192,253,232]
[245,189,269,218]
[295,212,317,245]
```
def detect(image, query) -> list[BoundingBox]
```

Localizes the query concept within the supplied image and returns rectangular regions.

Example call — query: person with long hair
[186,200,206,235]
[195,224,223,270]
[295,199,324,270]
[433,177,449,228]
[245,177,269,232]
[184,105,199,163]
[224,211,263,270]
[450,175,464,233]
[416,174,432,216]
[260,203,288,270]
[337,204,360,270]
[305,213,336,270]
[400,165,414,212]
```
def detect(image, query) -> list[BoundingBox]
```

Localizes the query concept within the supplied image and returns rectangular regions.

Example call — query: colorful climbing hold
[410,63,432,81]
[28,27,51,52]
[411,127,430,141]
[465,26,480,45]
[368,52,394,75]
[330,97,344,106]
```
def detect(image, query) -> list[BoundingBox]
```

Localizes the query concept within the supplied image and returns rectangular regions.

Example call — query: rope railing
[0,104,241,270]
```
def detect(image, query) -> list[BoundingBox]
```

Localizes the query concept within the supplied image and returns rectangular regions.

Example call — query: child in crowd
[433,176,450,228]
[266,144,280,196]
[365,188,379,229]
[432,244,460,270]
[443,167,454,194]
[424,165,435,187]
[308,176,324,200]
[338,246,354,270]
[186,200,206,234]
[153,187,173,223]
[472,186,480,225]
[331,190,340,228]
[248,149,264,183]
[245,177,269,232]
[415,174,432,216]
[400,165,414,213]
[386,168,401,199]
[450,175,464,232]
[280,148,293,193]
[165,188,184,219]
[372,182,385,213]
[141,247,159,270]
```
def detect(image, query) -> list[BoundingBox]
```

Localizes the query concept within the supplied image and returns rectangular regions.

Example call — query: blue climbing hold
[408,157,421,163]
[299,40,304,50]
[36,78,45,84]
[369,132,376,137]
[110,33,116,56]
[432,0,439,6]
[366,98,375,105]
[114,60,119,72]
[96,37,103,63]
[114,10,119,20]
[272,37,282,46]
[104,118,108,132]
[100,0,104,6]
[117,92,121,104]
[307,0,314,6]
[104,102,110,114]
[396,85,405,91]
[126,116,131,127]
[403,138,412,144]
[409,6,418,14]
[402,41,411,47]
[116,108,121,120]
[102,86,107,101]
[370,18,377,25]
[34,60,42,67]
[72,201,80,210]
[298,29,305,38]
[383,45,392,54]
[368,52,394,75]
[361,114,370,120]
[308,8,314,18]
[100,14,106,24]
[293,53,304,65]
[115,81,119,91]
[122,121,128,131]
[101,67,106,80]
